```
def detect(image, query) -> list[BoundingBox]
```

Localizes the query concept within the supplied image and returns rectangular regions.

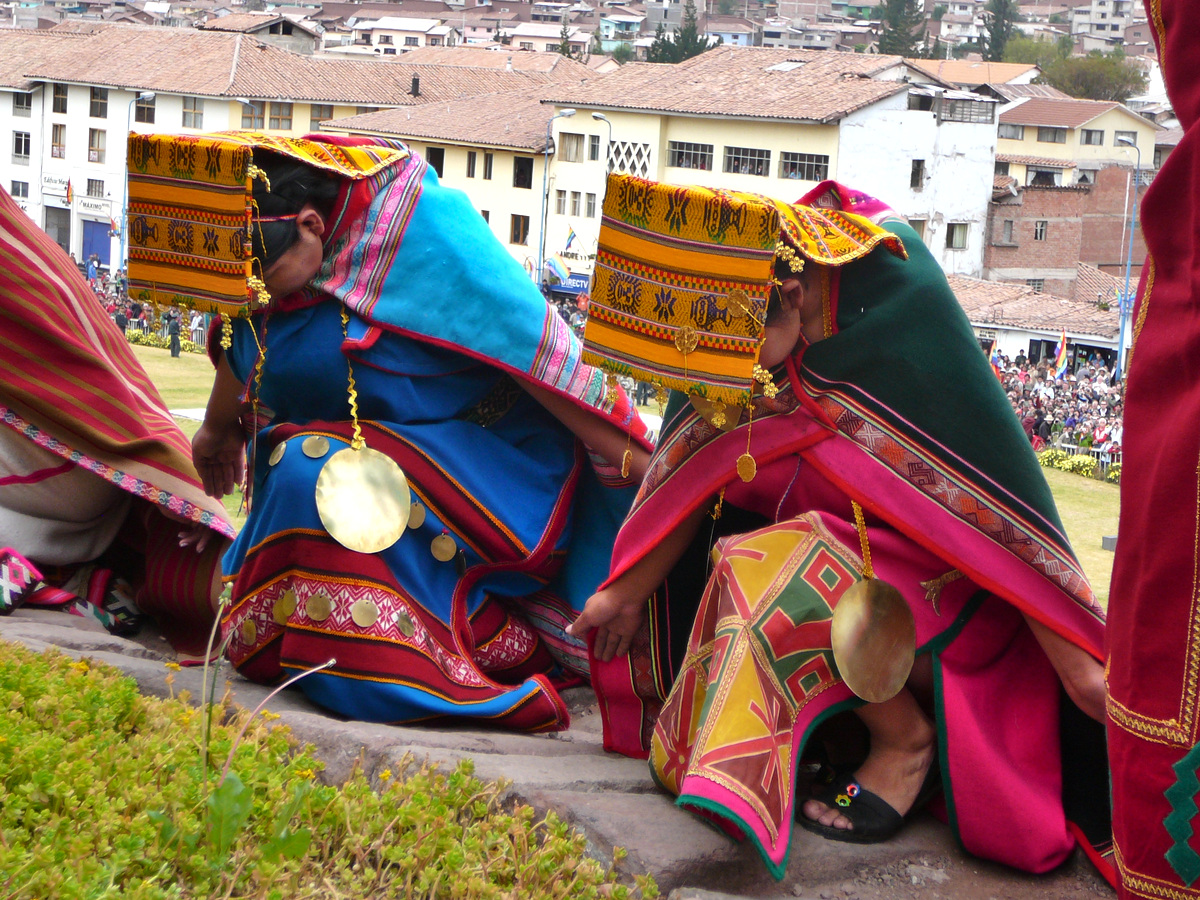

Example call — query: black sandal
[799,753,941,844]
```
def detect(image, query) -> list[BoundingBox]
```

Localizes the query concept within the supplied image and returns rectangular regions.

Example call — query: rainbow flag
[545,253,570,284]
[65,179,73,205]
[1053,329,1068,379]
[564,226,577,251]
[989,340,1003,382]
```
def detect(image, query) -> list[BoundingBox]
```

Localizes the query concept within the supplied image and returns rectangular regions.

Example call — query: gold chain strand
[340,306,365,450]
[851,500,874,579]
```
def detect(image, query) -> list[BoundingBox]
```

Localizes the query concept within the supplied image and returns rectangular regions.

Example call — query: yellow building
[996,97,1160,186]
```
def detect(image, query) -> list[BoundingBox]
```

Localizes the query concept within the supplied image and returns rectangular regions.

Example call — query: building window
[723,146,770,176]
[404,36,420,46]
[570,191,581,216]
[484,152,494,180]
[519,41,534,50]
[52,84,68,114]
[1115,130,1137,147]
[425,147,445,177]
[1002,219,1014,242]
[997,123,1024,140]
[268,102,293,130]
[87,178,104,198]
[1029,168,1058,186]
[1034,220,1048,241]
[480,209,489,223]
[939,98,994,123]
[995,160,1010,176]
[589,134,600,162]
[134,94,156,124]
[51,123,66,159]
[558,132,584,162]
[1080,128,1104,145]
[555,189,566,215]
[513,156,533,189]
[586,192,596,218]
[1036,126,1067,143]
[378,34,393,44]
[429,37,441,46]
[1026,278,1044,292]
[908,218,926,240]
[88,129,105,163]
[910,159,925,190]
[89,87,108,118]
[12,92,32,117]
[182,97,205,129]
[779,151,829,181]
[668,141,714,171]
[310,104,333,128]
[510,214,530,245]
[10,180,28,198]
[945,222,968,249]
[241,101,265,129]
[355,107,380,115]
[13,131,30,165]
[466,150,477,178]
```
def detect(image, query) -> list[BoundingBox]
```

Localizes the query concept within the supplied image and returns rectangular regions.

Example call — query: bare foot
[802,694,936,833]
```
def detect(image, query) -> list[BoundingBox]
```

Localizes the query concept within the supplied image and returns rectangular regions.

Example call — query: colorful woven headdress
[583,173,906,408]
[125,131,408,319]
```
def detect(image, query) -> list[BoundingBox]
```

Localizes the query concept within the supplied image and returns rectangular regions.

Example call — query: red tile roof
[324,86,555,150]
[540,47,910,123]
[948,273,1118,339]
[997,97,1144,129]
[18,24,571,105]
[997,153,1077,168]
[0,29,86,89]
[904,58,1039,86]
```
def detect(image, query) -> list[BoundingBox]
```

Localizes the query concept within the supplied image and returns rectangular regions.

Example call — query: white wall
[839,94,997,276]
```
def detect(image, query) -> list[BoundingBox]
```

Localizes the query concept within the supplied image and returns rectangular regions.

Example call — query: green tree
[982,0,1018,61]
[931,3,946,18]
[557,17,573,56]
[1038,51,1148,101]
[876,0,925,57]
[646,0,719,63]
[718,0,737,14]
[612,41,635,63]
[1003,33,1071,67]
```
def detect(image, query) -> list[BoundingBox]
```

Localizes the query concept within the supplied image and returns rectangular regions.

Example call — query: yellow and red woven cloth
[583,173,905,407]
[125,131,407,318]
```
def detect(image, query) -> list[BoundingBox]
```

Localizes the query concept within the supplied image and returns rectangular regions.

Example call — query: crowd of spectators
[995,349,1124,459]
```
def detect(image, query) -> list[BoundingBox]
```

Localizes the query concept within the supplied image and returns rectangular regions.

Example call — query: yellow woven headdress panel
[583,174,780,407]
[126,131,409,318]
[583,174,907,406]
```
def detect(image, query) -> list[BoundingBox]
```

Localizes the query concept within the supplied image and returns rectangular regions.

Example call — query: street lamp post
[120,91,155,271]
[591,111,612,173]
[537,108,576,290]
[1116,135,1142,381]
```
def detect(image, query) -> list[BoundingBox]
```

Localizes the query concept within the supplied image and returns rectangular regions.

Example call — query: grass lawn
[133,343,1119,601]
[1041,466,1119,607]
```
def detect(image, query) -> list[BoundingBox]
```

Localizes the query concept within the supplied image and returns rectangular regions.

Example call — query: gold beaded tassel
[604,372,635,479]
[851,500,874,579]
[340,307,366,450]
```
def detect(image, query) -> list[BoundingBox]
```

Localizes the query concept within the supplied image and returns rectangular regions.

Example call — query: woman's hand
[566,586,648,662]
[178,522,216,554]
[192,418,245,499]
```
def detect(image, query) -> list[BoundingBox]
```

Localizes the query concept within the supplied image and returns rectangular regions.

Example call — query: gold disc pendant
[736,453,757,483]
[431,533,457,562]
[407,502,427,529]
[830,577,916,703]
[315,446,411,554]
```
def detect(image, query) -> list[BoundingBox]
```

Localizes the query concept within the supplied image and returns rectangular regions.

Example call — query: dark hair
[250,150,341,269]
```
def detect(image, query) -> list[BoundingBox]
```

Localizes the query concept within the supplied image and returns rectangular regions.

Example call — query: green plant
[1106,462,1121,484]
[1037,448,1069,469]
[124,329,204,355]
[0,643,657,899]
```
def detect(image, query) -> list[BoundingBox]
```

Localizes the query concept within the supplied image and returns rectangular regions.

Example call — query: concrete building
[199,13,325,55]
[540,47,1001,276]
[0,24,581,267]
[1070,0,1137,50]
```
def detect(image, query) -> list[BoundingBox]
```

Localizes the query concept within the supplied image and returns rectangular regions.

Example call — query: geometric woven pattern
[650,515,862,869]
